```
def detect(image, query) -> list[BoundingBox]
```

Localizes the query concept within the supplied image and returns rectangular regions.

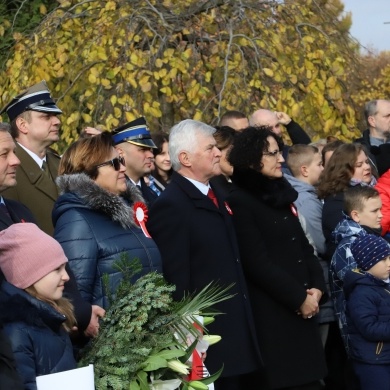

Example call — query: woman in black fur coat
[227,127,327,390]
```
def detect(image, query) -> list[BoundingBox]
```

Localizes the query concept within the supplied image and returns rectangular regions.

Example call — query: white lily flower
[167,359,190,375]
[149,379,182,390]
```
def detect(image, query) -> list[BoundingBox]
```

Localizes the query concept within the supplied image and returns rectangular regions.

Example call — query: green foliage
[0,0,57,69]
[79,257,233,389]
[0,0,389,148]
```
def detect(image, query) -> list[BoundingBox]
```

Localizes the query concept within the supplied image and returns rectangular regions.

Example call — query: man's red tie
[207,188,219,208]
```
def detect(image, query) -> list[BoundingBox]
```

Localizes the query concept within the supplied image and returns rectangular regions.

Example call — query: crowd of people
[0,80,390,390]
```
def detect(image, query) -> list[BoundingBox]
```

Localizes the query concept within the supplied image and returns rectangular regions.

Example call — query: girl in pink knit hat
[0,223,77,389]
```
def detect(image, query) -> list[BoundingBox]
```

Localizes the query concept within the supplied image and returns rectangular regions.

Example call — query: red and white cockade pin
[133,202,151,238]
[224,201,233,215]
[290,204,298,217]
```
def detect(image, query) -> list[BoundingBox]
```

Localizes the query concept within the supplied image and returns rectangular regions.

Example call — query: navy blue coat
[0,282,76,390]
[147,171,261,378]
[345,270,390,364]
[53,174,162,309]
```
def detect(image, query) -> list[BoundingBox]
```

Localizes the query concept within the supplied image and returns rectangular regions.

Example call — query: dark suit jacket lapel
[16,145,59,201]
[172,172,221,213]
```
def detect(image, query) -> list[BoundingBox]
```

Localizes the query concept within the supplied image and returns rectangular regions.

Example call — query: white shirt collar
[18,142,46,169]
[183,176,210,195]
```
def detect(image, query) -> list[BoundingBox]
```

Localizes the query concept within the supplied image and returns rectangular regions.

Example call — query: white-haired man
[147,119,260,390]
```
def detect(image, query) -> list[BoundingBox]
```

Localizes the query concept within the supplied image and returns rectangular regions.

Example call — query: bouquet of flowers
[79,257,233,390]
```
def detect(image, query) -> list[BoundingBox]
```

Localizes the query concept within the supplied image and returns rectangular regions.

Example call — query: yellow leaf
[326,76,337,89]
[111,95,117,106]
[291,103,300,118]
[114,107,121,118]
[39,4,47,14]
[141,82,152,92]
[263,68,274,77]
[81,113,92,122]
[88,74,97,84]
[289,75,297,84]
[101,78,110,87]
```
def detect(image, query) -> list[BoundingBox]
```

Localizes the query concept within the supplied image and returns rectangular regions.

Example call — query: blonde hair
[25,286,77,332]
[287,144,319,178]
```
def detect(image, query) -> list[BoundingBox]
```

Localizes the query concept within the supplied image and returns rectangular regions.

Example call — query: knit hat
[351,233,390,271]
[0,223,68,289]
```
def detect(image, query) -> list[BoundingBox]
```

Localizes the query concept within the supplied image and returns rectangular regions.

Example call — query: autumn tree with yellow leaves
[0,0,387,150]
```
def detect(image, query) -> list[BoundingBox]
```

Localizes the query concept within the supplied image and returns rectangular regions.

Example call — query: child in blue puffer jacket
[344,233,390,390]
[0,223,77,390]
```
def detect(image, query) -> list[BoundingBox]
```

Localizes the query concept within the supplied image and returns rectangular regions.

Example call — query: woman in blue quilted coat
[52,132,162,310]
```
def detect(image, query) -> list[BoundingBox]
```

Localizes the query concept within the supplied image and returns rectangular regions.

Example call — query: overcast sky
[342,0,390,53]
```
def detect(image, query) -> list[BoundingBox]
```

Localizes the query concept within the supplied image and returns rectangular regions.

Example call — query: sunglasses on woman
[96,156,125,171]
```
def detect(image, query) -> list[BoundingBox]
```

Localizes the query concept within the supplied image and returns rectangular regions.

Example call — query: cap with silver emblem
[111,117,157,148]
[0,80,62,122]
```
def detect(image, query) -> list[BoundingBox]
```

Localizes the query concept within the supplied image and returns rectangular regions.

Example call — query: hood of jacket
[343,269,390,299]
[0,282,66,331]
[231,168,297,208]
[54,173,144,229]
[332,215,365,246]
[285,174,316,195]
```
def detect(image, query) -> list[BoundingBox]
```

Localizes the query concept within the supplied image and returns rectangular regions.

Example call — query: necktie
[0,203,11,219]
[207,188,219,208]
[41,160,51,179]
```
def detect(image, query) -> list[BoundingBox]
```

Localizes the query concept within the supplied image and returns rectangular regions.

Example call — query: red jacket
[375,170,390,235]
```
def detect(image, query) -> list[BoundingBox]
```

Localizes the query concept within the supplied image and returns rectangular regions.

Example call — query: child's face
[306,152,323,186]
[32,263,69,301]
[367,256,390,280]
[353,197,383,229]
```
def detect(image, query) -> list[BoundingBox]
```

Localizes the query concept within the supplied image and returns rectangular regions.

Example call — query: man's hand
[84,305,105,338]
[275,111,292,125]
[80,127,102,138]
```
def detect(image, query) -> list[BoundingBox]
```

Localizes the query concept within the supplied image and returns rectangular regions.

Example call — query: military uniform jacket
[2,144,60,235]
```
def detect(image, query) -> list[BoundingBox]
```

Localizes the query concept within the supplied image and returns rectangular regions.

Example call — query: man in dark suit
[112,117,159,206]
[147,119,260,390]
[0,123,28,389]
[0,81,61,235]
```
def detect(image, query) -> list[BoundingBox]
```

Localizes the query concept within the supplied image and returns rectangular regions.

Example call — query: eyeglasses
[96,156,125,171]
[263,150,282,158]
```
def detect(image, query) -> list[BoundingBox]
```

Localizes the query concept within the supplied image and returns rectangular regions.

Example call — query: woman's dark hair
[151,131,172,186]
[317,143,370,199]
[321,140,344,163]
[59,131,114,179]
[228,126,283,171]
[152,132,169,157]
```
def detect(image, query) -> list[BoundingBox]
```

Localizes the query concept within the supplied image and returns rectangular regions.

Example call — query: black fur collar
[56,173,145,229]
[231,168,298,207]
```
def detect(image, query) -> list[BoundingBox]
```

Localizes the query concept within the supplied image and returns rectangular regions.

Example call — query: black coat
[228,169,327,389]
[0,327,23,390]
[0,198,36,229]
[147,171,260,378]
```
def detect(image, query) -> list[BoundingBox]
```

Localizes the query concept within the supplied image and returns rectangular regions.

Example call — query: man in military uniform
[112,117,159,205]
[0,81,62,235]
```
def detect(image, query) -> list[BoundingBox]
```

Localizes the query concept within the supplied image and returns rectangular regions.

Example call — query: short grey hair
[169,119,216,171]
[0,122,11,133]
[364,100,378,124]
